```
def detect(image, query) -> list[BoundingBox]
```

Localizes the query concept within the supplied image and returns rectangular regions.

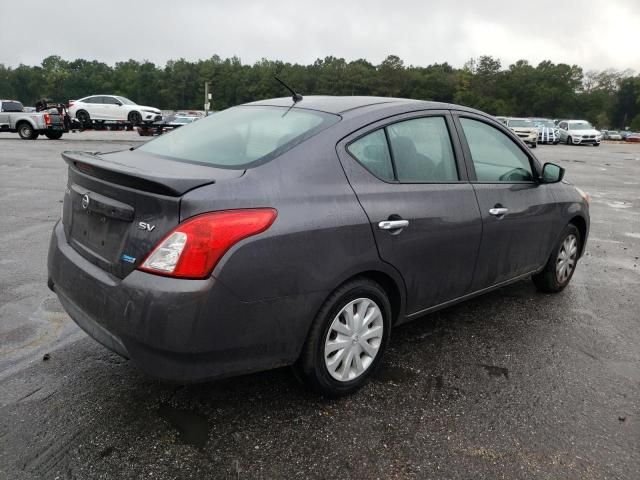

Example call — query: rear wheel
[45,131,63,140]
[17,122,38,140]
[295,278,391,397]
[76,110,90,125]
[533,224,581,293]
[128,111,142,125]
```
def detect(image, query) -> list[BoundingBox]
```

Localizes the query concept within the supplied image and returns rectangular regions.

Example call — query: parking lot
[0,133,638,479]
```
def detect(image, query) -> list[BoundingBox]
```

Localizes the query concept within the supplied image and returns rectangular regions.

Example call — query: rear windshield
[139,105,340,168]
[1,101,23,112]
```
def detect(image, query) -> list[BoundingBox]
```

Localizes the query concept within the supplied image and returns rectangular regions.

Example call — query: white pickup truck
[0,99,66,140]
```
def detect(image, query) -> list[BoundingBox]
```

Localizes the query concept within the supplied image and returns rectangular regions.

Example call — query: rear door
[101,96,121,120]
[337,111,482,316]
[453,113,558,290]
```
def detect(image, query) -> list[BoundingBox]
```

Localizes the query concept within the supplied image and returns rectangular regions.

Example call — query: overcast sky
[1,0,638,72]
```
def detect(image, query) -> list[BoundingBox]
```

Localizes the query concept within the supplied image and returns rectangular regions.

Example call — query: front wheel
[533,224,581,293]
[128,111,142,125]
[295,279,391,397]
[530,142,537,148]
[566,136,572,145]
[593,142,600,147]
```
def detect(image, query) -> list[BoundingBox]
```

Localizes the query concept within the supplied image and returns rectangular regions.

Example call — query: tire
[17,122,38,140]
[593,142,600,147]
[45,131,63,140]
[295,278,392,397]
[532,224,581,293]
[566,136,572,145]
[530,142,537,148]
[128,111,142,125]
[76,110,90,125]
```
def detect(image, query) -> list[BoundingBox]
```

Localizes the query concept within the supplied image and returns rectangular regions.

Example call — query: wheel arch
[16,118,36,130]
[569,215,588,256]
[323,266,407,327]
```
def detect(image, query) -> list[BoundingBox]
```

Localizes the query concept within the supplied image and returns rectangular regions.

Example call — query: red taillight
[44,113,51,125]
[138,209,277,279]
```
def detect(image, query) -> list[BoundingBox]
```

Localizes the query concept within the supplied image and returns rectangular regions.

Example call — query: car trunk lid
[61,149,245,279]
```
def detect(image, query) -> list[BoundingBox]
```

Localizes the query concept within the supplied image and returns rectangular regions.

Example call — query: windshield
[116,96,137,105]
[569,122,593,130]
[535,120,555,128]
[508,119,533,128]
[173,117,194,124]
[139,105,340,168]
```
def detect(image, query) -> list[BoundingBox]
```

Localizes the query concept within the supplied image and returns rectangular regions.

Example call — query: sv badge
[138,221,156,232]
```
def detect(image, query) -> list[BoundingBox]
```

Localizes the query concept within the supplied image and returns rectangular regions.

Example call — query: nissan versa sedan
[47,96,590,396]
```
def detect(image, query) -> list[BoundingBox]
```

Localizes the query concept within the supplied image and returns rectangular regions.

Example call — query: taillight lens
[44,113,51,125]
[138,209,277,279]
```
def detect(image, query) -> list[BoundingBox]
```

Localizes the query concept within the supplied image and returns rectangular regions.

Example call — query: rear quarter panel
[180,129,392,303]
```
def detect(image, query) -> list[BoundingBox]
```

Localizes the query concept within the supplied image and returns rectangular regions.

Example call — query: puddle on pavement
[478,364,509,379]
[41,297,65,314]
[158,404,209,450]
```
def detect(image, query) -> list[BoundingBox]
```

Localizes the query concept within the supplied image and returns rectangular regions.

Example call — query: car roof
[244,95,453,115]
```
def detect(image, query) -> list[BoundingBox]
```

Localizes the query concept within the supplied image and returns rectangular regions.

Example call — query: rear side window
[387,117,458,182]
[1,101,23,112]
[460,118,533,182]
[347,130,394,181]
[83,97,100,104]
[139,106,340,168]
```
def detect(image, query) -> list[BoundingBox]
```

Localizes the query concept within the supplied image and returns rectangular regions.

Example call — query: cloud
[0,0,637,72]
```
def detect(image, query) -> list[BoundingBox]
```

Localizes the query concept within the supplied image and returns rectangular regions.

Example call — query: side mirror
[115,101,122,106]
[541,162,565,183]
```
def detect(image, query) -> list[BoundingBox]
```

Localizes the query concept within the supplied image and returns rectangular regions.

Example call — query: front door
[454,114,558,290]
[337,111,483,315]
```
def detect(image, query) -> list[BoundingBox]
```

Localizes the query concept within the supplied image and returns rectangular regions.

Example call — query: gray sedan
[47,96,590,396]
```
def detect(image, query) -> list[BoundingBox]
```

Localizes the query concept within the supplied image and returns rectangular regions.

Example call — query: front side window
[139,106,340,168]
[347,130,394,181]
[387,117,458,182]
[460,118,534,182]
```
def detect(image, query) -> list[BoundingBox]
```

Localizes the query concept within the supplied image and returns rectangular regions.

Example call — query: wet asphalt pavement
[0,132,638,479]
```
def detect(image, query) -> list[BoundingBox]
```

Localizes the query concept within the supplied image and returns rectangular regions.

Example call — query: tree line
[1,54,639,129]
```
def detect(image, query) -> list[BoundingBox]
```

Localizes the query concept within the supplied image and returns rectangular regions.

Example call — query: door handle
[489,207,509,216]
[378,220,409,230]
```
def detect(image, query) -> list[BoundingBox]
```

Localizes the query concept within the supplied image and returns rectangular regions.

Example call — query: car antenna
[275,76,303,103]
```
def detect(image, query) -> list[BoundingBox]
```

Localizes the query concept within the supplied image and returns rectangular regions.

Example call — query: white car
[557,120,601,146]
[68,95,162,124]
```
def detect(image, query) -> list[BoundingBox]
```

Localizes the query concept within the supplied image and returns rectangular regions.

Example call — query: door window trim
[341,110,468,184]
[451,111,542,184]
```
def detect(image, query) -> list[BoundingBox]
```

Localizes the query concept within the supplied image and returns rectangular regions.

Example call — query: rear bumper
[47,221,323,382]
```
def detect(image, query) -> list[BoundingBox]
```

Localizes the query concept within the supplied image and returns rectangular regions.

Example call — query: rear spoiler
[62,150,236,196]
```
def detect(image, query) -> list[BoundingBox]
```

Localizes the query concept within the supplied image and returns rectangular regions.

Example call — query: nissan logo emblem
[81,193,90,210]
